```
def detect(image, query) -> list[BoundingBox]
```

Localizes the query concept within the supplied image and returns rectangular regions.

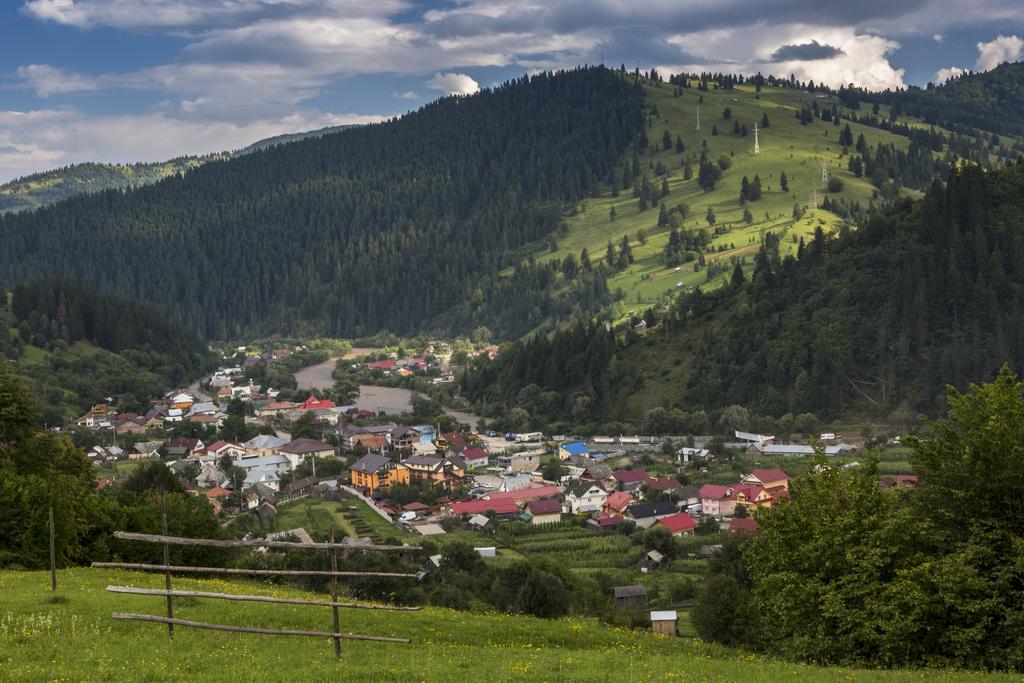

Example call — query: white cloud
[426,72,480,96]
[933,33,943,43]
[934,65,965,83]
[975,34,1024,71]
[0,108,388,183]
[392,90,419,100]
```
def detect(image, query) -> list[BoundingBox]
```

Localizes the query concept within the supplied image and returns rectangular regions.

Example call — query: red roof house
[655,512,698,536]
[729,518,759,535]
[448,498,520,517]
[604,490,635,516]
[300,395,335,411]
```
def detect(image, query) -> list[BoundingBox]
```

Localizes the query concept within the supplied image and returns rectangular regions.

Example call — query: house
[467,513,491,530]
[89,445,124,463]
[349,454,397,495]
[481,484,561,507]
[243,467,281,491]
[558,441,589,460]
[626,501,678,528]
[235,454,292,476]
[460,446,489,469]
[603,490,635,517]
[352,434,389,452]
[367,359,397,371]
[441,432,467,453]
[729,518,758,535]
[677,485,701,507]
[279,438,335,469]
[285,476,319,496]
[742,468,790,491]
[645,477,684,496]
[565,480,608,514]
[642,549,666,572]
[242,434,288,459]
[525,497,563,525]
[676,446,709,465]
[496,451,542,474]
[169,392,194,410]
[168,437,204,458]
[205,486,232,499]
[389,426,420,450]
[129,441,162,460]
[655,512,698,537]
[613,585,647,611]
[204,440,245,460]
[611,469,651,493]
[699,484,736,517]
[255,401,299,418]
[139,408,166,431]
[394,455,463,490]
[587,513,623,532]
[299,395,335,411]
[650,611,678,636]
[402,501,431,515]
[880,474,919,489]
[448,498,520,517]
[196,466,224,488]
[188,401,218,417]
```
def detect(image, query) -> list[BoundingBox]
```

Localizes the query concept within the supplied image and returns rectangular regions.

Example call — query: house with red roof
[741,468,790,492]
[699,484,736,517]
[441,432,467,453]
[482,484,561,507]
[461,446,488,469]
[655,512,698,537]
[645,476,684,495]
[611,469,651,492]
[729,518,759,535]
[603,490,635,517]
[299,395,335,411]
[367,359,396,371]
[205,486,232,499]
[448,498,520,517]
[526,497,563,525]
[204,440,244,460]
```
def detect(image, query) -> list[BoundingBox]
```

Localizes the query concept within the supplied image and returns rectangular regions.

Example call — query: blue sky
[1,0,1023,182]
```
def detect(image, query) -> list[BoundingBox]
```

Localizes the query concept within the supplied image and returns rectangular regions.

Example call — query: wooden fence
[93,494,423,657]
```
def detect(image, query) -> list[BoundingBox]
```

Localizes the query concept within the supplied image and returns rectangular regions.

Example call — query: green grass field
[1,568,1011,682]
[540,80,924,314]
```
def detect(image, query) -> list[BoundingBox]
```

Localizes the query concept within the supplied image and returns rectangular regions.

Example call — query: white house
[565,480,608,514]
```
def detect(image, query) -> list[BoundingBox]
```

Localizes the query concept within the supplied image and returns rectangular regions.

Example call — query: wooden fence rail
[100,492,419,658]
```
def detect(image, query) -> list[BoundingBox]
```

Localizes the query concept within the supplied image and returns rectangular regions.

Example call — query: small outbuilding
[613,584,648,611]
[650,610,678,636]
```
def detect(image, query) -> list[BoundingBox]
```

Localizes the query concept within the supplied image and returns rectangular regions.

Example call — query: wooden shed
[650,610,678,636]
[612,584,648,611]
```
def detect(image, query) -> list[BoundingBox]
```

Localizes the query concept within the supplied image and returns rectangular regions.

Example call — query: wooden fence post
[329,528,341,658]
[49,506,56,591]
[160,491,174,637]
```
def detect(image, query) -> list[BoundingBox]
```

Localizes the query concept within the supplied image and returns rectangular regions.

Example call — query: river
[293,357,484,430]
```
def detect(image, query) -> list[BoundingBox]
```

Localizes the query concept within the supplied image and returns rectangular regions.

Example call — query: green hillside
[464,160,1024,427]
[0,125,351,214]
[0,568,1005,682]
[539,78,939,312]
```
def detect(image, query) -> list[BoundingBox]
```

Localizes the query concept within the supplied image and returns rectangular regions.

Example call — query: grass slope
[0,568,1006,682]
[542,81,921,312]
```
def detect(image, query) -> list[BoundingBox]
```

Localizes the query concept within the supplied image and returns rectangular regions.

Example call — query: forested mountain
[0,280,214,423]
[847,62,1024,139]
[463,162,1024,429]
[0,124,352,214]
[0,67,644,339]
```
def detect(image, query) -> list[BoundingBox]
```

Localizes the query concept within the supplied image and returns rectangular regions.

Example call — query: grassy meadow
[540,80,922,314]
[1,568,1013,682]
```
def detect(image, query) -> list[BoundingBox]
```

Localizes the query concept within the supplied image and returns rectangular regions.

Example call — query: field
[234,497,411,545]
[539,79,923,314]
[0,568,1010,682]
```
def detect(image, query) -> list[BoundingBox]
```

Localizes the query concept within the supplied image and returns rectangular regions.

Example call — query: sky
[1,0,1024,183]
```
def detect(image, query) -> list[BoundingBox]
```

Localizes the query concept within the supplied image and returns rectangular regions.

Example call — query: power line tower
[696,105,701,132]
[753,122,760,155]
[821,158,828,184]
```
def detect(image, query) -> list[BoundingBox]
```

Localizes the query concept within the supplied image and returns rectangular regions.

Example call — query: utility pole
[753,122,760,155]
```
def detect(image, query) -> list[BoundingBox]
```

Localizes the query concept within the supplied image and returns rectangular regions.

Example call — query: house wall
[530,512,562,526]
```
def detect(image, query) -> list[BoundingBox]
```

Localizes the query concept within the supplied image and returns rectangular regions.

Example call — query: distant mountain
[0,125,353,213]
[0,67,644,339]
